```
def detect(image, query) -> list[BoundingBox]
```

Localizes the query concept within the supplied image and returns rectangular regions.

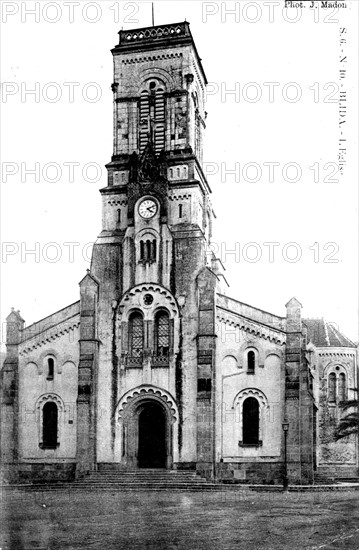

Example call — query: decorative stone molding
[108,199,128,206]
[233,388,269,411]
[122,24,186,42]
[323,362,349,377]
[122,54,183,66]
[232,388,269,445]
[168,193,191,201]
[318,351,356,358]
[20,320,80,354]
[36,393,64,412]
[116,385,178,422]
[134,228,160,243]
[118,284,179,319]
[217,314,286,346]
[238,340,265,369]
[35,393,64,450]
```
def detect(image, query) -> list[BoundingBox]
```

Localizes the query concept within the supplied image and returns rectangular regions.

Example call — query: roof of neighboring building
[303,318,356,348]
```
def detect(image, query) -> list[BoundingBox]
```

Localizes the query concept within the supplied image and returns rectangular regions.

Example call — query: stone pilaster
[196,268,218,479]
[0,309,24,482]
[285,298,314,484]
[76,271,99,477]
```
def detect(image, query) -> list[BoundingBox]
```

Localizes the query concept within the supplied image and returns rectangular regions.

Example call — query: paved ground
[1,489,359,549]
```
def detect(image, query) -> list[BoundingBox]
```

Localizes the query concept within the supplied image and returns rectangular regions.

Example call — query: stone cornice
[217,309,286,345]
[318,350,357,358]
[20,318,80,355]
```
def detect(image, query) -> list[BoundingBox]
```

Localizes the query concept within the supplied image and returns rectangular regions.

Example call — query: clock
[138,198,158,219]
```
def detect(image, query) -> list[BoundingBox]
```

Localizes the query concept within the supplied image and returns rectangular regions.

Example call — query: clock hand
[147,205,155,212]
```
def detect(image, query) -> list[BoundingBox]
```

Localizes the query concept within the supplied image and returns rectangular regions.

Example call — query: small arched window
[155,311,170,357]
[328,373,336,402]
[42,402,58,449]
[338,373,346,402]
[247,351,255,373]
[140,239,157,263]
[47,358,54,380]
[129,312,144,357]
[242,397,259,445]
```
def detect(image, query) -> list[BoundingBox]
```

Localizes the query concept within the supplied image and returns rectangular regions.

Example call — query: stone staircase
[6,469,234,492]
[314,470,359,486]
[313,472,337,485]
[74,469,217,491]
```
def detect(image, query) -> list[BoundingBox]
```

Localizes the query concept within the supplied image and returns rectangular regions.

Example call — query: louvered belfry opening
[139,81,165,155]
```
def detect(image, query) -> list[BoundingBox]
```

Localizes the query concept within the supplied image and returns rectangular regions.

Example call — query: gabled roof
[303,318,356,348]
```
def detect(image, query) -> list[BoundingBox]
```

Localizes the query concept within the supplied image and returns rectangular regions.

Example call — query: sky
[1,0,358,345]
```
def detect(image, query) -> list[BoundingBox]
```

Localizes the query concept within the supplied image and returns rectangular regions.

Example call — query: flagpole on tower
[152,3,155,26]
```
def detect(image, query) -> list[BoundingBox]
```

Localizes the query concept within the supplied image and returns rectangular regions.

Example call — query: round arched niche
[221,355,238,376]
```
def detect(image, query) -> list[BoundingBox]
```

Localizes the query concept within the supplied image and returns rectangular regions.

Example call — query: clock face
[139,199,158,219]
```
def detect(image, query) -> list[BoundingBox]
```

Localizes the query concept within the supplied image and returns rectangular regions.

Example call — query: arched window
[247,351,255,373]
[155,311,170,357]
[129,312,144,357]
[47,358,54,380]
[338,373,346,402]
[328,373,336,402]
[42,402,58,449]
[242,397,259,445]
[140,239,157,263]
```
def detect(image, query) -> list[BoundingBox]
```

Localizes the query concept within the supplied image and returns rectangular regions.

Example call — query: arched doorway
[138,402,166,468]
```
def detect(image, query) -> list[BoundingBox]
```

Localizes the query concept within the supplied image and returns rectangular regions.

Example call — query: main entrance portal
[138,402,166,468]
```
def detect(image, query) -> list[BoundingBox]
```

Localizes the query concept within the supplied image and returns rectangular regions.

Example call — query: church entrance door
[138,402,166,468]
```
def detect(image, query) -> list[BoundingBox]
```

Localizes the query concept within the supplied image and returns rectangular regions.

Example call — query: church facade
[1,22,358,485]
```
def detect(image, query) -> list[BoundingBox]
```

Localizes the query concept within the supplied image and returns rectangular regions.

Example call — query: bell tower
[92,21,213,293]
[86,22,218,474]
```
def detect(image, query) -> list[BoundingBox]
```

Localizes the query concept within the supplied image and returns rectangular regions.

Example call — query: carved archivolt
[118,284,179,319]
[233,388,269,410]
[35,393,64,448]
[134,228,160,243]
[36,393,64,412]
[116,385,178,422]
